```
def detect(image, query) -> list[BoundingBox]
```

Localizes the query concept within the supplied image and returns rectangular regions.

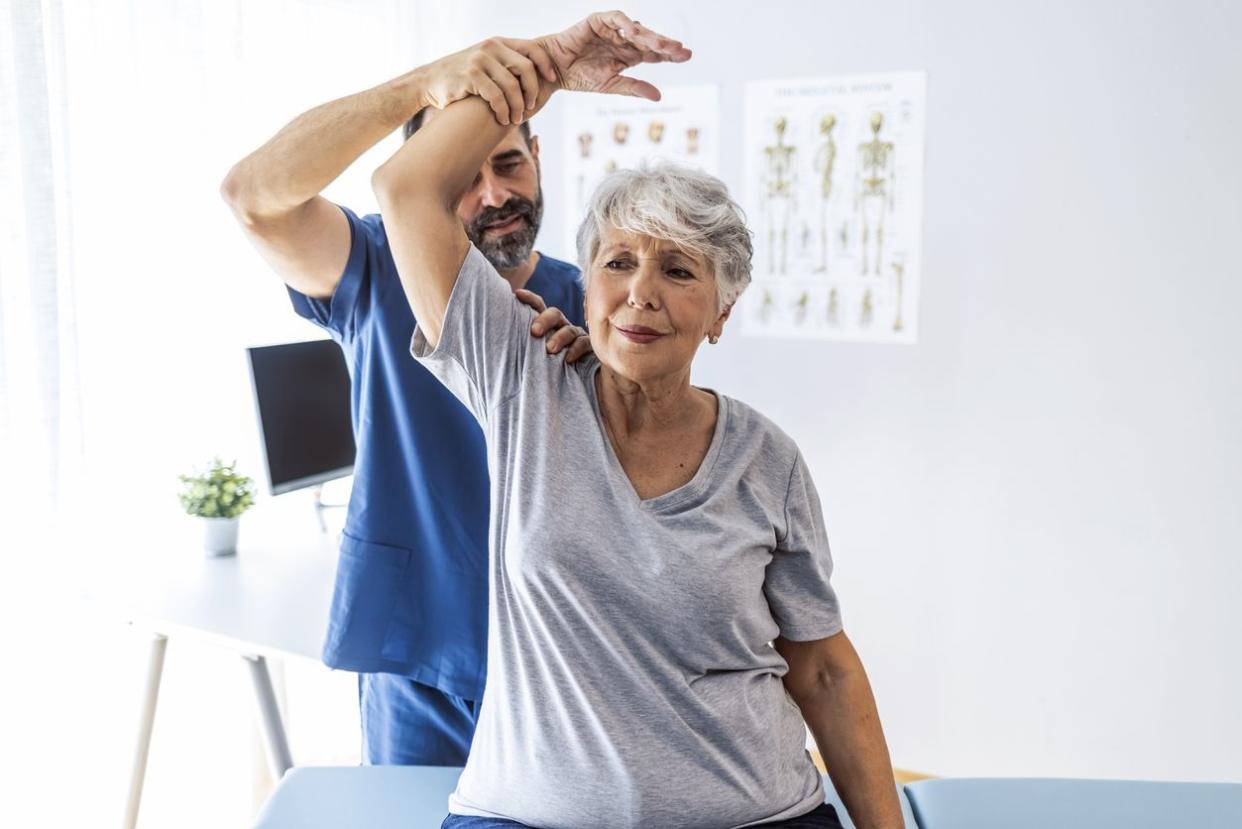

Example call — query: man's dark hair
[403,107,532,143]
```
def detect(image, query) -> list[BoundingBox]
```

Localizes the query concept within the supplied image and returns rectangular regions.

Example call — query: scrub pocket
[322,531,411,665]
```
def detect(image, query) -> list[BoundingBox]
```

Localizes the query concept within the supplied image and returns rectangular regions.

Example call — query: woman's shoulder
[716,393,802,471]
[521,347,599,402]
[566,352,600,381]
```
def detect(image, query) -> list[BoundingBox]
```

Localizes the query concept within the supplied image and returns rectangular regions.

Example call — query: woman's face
[585,225,731,385]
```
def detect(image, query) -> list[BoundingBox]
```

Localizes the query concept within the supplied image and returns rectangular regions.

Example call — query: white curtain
[2,0,419,536]
[0,0,83,537]
[1,2,414,825]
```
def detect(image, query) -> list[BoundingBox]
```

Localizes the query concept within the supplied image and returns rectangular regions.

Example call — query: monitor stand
[312,484,347,534]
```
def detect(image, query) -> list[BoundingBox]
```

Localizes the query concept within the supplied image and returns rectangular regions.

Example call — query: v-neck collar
[585,359,729,513]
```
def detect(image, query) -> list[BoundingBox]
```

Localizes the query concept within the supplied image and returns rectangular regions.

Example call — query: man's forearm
[801,669,904,829]
[221,69,427,220]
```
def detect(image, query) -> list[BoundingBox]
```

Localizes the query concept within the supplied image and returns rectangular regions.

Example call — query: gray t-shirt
[411,245,844,829]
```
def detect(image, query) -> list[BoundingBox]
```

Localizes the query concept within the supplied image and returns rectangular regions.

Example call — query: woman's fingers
[606,74,662,102]
[590,11,639,48]
[600,12,691,63]
[627,19,691,60]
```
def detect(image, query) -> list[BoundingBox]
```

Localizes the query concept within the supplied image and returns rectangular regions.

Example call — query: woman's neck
[596,364,713,438]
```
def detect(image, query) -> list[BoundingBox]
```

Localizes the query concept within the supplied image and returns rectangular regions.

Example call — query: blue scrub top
[288,205,584,700]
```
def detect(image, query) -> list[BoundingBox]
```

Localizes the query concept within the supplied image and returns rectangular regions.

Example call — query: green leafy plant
[178,457,256,519]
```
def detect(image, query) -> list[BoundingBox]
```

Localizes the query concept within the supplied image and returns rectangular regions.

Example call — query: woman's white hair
[575,162,753,311]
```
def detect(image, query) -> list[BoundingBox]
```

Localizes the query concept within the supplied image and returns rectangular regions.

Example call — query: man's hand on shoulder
[515,289,592,364]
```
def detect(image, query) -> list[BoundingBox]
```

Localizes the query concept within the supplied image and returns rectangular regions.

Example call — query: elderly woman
[371,12,903,829]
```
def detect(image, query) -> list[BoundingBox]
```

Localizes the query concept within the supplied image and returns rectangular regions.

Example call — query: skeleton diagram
[759,289,775,325]
[855,112,896,276]
[648,120,665,144]
[761,117,797,275]
[793,291,810,326]
[813,114,838,273]
[576,133,593,208]
[891,258,906,332]
[613,122,630,145]
[686,126,700,155]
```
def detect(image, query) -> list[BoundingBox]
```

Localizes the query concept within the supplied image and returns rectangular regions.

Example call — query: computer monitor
[246,339,355,496]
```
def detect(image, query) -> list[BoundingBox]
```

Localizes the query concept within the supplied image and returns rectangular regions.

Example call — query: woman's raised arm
[371,12,690,347]
[370,42,551,348]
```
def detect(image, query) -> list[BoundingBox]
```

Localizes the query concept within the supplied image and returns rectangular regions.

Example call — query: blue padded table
[252,766,462,829]
[904,777,1242,829]
[251,765,918,828]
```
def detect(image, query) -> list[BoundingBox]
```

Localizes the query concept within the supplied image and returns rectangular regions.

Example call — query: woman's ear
[709,303,733,340]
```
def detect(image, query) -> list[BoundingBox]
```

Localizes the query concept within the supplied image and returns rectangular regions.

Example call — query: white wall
[52,0,417,510]
[408,0,1242,781]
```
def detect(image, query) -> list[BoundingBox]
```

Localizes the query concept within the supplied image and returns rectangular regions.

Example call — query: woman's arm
[371,87,540,347]
[370,11,690,347]
[776,632,906,829]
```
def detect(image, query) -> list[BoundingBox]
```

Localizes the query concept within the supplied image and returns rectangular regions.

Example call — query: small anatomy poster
[562,84,720,257]
[742,72,926,343]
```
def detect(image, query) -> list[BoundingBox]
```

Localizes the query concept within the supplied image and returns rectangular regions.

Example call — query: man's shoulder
[354,210,389,242]
[334,207,392,267]
[528,252,585,322]
[533,251,581,284]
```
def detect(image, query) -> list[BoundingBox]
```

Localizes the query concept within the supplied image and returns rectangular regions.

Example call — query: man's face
[457,129,544,271]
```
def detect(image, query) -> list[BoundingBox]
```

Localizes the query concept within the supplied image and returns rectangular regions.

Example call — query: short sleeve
[764,452,844,641]
[409,244,535,422]
[286,205,375,342]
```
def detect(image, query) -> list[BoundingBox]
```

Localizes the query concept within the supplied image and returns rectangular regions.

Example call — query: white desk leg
[123,631,168,829]
[244,654,294,778]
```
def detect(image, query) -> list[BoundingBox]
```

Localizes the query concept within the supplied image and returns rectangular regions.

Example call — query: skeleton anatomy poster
[562,84,720,258]
[743,72,926,343]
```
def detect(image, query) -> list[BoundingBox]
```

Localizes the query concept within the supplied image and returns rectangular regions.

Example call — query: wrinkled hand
[536,11,691,101]
[515,289,593,363]
[418,37,558,125]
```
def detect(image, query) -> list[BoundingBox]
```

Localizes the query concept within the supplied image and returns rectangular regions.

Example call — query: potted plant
[178,458,256,556]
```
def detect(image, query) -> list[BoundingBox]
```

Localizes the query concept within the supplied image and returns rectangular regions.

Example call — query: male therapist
[220,37,587,765]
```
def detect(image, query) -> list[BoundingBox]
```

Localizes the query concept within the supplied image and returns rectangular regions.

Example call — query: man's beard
[465,187,544,271]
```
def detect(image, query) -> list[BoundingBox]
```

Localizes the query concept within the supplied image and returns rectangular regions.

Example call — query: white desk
[70,496,340,829]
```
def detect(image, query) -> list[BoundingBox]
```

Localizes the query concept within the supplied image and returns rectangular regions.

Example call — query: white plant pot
[201,516,240,557]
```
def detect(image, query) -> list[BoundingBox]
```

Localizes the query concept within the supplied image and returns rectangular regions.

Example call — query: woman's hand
[536,11,691,101]
[418,37,559,125]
